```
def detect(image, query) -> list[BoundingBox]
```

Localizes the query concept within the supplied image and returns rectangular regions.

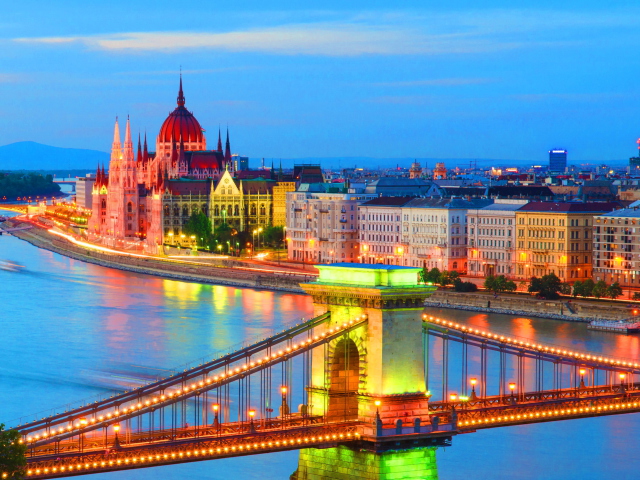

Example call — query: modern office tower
[549,149,567,172]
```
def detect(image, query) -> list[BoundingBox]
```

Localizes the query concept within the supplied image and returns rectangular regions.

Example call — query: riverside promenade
[2,216,313,293]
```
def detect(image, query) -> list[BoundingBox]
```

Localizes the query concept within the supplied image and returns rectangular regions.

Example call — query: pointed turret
[177,74,185,107]
[224,128,231,163]
[217,128,223,152]
[137,133,142,164]
[123,116,134,161]
[143,132,148,163]
[112,117,121,149]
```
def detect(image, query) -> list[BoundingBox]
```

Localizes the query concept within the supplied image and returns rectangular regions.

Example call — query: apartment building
[514,202,620,282]
[592,207,640,287]
[357,197,413,265]
[466,199,528,278]
[401,198,492,272]
[286,191,376,263]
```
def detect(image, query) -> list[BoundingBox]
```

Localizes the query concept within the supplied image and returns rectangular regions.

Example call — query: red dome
[158,78,205,144]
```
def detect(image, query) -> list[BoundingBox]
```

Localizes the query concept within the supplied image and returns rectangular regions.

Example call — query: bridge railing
[20,313,370,454]
[15,312,331,432]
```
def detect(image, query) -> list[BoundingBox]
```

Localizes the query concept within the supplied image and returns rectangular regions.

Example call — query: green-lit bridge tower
[293,263,442,480]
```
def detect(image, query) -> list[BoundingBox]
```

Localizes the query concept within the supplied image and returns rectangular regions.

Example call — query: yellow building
[272,181,296,227]
[514,202,619,282]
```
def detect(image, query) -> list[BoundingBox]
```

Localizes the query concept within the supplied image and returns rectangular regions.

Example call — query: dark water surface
[1,217,639,479]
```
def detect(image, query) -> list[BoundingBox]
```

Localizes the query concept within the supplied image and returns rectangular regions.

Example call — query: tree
[592,280,608,299]
[263,225,285,247]
[581,279,595,298]
[504,279,517,293]
[183,211,212,247]
[420,267,441,284]
[209,222,235,253]
[484,275,515,294]
[572,280,583,298]
[453,278,478,292]
[607,282,623,300]
[0,423,26,478]
[438,270,452,287]
[560,282,572,295]
[633,292,640,301]
[528,273,562,300]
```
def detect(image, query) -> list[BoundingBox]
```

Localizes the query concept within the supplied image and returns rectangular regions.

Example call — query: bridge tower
[294,263,439,480]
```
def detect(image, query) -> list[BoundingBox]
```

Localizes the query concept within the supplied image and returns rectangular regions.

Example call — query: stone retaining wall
[7,222,306,294]
[426,290,633,322]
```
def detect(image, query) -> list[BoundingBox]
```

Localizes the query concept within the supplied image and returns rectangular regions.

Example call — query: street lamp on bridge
[212,404,220,433]
[469,378,478,401]
[280,386,289,418]
[248,409,256,433]
[112,424,121,449]
[579,368,587,390]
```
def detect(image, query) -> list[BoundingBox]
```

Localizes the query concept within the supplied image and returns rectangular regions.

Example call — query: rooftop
[519,202,621,213]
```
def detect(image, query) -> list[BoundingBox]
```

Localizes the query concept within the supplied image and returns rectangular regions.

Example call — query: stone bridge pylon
[294,263,439,480]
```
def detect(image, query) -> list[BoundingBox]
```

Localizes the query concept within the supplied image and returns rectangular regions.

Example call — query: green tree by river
[0,172,61,200]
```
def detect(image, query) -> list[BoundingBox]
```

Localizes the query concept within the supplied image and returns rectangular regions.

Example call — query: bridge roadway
[12,311,640,479]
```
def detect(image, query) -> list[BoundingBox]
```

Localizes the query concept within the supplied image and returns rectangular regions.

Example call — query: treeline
[419,267,478,292]
[0,172,62,200]
[181,211,285,255]
[527,273,623,300]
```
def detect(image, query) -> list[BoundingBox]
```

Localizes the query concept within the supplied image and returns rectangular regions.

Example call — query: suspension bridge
[8,263,640,480]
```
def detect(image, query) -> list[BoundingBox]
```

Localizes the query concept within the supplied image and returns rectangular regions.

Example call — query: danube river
[2,218,640,479]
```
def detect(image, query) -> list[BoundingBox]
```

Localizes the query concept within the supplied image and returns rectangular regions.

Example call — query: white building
[286,191,376,264]
[400,198,492,272]
[357,197,414,265]
[466,199,528,278]
[75,174,96,209]
[593,207,640,288]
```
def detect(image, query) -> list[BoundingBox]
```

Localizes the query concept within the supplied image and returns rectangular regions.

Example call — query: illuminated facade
[287,192,376,263]
[272,181,296,227]
[403,198,487,272]
[88,77,289,250]
[593,207,640,287]
[514,202,620,282]
[467,199,528,278]
[358,197,413,265]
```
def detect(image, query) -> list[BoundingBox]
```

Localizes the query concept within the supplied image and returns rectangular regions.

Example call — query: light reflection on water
[425,306,640,480]
[2,217,640,478]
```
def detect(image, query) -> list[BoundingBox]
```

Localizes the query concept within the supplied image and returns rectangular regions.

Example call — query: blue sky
[2,0,640,164]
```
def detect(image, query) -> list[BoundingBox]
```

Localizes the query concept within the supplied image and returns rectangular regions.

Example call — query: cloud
[0,73,25,83]
[512,92,629,102]
[373,78,496,87]
[12,8,640,56]
[15,24,492,56]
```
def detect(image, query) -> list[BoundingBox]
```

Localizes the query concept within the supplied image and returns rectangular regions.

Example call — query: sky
[1,0,640,164]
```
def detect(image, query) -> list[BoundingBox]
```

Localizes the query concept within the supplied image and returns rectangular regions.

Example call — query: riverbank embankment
[426,290,634,323]
[4,219,307,293]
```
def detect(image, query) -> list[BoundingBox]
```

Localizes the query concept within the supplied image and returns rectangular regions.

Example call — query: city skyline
[2,1,640,163]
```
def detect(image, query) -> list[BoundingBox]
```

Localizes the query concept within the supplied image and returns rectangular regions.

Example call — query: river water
[1,214,639,479]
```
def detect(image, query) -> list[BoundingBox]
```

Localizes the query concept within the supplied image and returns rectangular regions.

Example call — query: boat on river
[588,318,640,334]
[0,260,24,272]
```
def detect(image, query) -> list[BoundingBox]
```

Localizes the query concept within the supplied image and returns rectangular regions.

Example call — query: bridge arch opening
[328,337,360,420]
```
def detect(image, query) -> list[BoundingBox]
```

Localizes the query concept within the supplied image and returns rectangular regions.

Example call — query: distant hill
[0,141,108,170]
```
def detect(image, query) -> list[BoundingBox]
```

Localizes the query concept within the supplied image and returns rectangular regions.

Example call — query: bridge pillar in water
[294,264,439,480]
[294,445,438,480]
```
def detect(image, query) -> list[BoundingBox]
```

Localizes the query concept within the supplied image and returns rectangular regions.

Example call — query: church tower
[106,118,125,239]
